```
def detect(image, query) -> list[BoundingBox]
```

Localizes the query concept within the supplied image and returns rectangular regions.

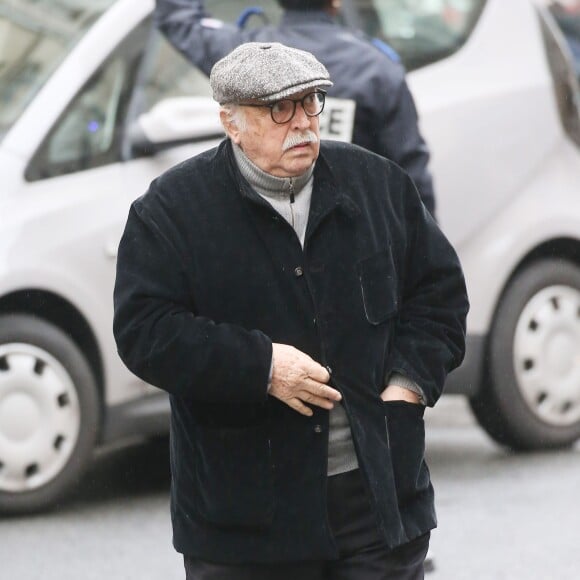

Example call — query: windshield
[0,0,116,142]
[354,0,487,70]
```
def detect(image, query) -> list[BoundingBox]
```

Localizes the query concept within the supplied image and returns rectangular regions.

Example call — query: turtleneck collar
[232,142,314,201]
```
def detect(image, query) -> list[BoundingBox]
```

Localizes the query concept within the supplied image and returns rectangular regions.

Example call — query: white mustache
[282,130,319,152]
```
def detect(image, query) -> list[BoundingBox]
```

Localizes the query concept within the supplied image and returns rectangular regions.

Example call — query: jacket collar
[308,147,361,233]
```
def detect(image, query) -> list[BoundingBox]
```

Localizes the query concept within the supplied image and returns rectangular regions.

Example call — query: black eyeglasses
[239,90,326,124]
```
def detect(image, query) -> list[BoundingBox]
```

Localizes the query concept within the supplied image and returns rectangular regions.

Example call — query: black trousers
[184,469,429,580]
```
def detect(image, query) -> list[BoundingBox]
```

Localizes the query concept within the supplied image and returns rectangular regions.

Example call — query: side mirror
[129,97,224,154]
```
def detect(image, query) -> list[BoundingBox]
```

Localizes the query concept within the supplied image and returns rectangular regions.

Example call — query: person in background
[113,42,468,579]
[154,0,437,218]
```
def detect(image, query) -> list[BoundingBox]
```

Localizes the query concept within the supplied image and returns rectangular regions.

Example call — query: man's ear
[220,109,242,145]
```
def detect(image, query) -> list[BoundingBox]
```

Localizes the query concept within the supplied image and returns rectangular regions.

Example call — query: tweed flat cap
[210,42,333,104]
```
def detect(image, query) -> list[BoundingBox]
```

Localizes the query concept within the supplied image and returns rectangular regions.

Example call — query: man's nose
[291,103,311,129]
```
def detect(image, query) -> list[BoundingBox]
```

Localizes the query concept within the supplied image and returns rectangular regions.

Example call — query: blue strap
[237,7,266,29]
[371,37,401,63]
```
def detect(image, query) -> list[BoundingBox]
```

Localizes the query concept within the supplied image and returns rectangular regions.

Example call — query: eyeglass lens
[271,92,325,123]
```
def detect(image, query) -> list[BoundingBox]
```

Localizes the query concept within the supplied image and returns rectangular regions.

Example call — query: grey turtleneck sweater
[233,144,359,476]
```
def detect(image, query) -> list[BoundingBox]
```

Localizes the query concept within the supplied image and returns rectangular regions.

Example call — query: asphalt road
[426,398,579,580]
[1,396,578,580]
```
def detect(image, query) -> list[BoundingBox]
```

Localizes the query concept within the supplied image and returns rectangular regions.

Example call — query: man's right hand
[269,344,342,417]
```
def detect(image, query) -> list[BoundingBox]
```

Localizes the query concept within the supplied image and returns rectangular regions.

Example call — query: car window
[538,2,580,147]
[353,0,487,70]
[0,0,116,143]
[26,19,150,181]
[138,29,213,115]
[545,0,580,79]
[137,1,283,112]
[137,0,283,108]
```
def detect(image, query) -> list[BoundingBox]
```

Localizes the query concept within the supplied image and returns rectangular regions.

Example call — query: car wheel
[0,314,99,513]
[470,259,580,450]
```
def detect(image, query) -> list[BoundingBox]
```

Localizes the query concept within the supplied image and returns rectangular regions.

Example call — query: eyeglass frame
[237,90,327,124]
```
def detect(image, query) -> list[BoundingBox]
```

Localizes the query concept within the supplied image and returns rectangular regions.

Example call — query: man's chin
[291,153,317,168]
[273,159,316,178]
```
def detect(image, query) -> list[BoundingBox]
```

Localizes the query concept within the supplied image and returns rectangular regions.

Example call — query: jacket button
[294,266,304,277]
[314,424,322,433]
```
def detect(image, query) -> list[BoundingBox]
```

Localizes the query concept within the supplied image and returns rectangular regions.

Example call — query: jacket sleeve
[154,0,251,75]
[376,73,436,218]
[387,170,468,406]
[113,199,273,404]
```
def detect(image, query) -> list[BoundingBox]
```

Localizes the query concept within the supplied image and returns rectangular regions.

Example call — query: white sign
[318,97,356,143]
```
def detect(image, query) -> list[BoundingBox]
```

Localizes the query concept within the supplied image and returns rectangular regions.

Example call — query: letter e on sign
[318,97,356,143]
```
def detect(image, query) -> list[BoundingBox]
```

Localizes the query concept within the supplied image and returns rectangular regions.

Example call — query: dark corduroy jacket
[113,139,468,563]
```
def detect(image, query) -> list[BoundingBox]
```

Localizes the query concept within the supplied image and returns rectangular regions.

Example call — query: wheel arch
[485,236,580,343]
[0,290,105,434]
[507,237,580,286]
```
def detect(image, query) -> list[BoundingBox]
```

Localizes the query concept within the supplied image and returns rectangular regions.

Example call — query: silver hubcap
[514,285,580,427]
[0,344,80,493]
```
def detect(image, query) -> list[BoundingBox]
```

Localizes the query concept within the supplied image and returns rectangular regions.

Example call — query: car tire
[470,259,580,450]
[0,314,100,513]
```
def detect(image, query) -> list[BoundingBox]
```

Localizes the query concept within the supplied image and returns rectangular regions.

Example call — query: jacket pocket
[194,422,274,529]
[357,248,398,324]
[384,401,430,505]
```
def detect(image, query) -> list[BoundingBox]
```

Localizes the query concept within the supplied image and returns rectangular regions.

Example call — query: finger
[302,379,342,401]
[286,397,314,417]
[302,360,330,383]
[297,391,335,410]
[318,384,342,401]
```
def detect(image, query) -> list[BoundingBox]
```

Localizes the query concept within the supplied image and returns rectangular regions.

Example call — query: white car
[0,0,579,513]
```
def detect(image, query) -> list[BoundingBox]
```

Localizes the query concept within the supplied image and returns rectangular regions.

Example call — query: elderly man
[113,43,468,580]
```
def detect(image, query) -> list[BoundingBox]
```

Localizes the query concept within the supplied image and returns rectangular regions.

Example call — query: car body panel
[1,160,133,405]
[408,0,562,248]
[457,139,580,334]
